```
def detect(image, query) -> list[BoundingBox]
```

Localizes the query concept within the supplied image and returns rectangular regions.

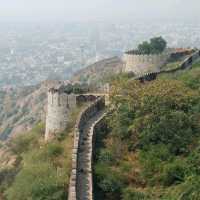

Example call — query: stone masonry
[123,50,171,75]
[45,86,76,141]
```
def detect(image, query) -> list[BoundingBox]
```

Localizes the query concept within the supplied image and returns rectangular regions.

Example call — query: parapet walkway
[76,110,105,200]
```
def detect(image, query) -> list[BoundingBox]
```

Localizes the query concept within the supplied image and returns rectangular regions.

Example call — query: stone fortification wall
[45,87,76,141]
[76,95,98,104]
[68,97,105,200]
[124,51,170,75]
[137,50,200,80]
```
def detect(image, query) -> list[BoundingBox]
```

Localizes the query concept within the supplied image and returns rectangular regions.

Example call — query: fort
[123,50,170,75]
[123,48,194,76]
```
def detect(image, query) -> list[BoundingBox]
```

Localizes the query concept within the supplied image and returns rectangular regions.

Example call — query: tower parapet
[123,50,171,75]
[45,85,76,141]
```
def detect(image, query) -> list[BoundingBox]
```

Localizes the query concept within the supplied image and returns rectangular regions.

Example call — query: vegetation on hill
[0,104,84,200]
[94,62,200,199]
[72,57,123,86]
[137,36,167,55]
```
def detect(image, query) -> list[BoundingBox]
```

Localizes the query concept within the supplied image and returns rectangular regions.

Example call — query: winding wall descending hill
[68,97,105,200]
[136,50,200,80]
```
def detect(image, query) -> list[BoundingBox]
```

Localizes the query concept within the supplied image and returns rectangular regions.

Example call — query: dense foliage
[94,63,200,199]
[4,123,73,200]
[1,104,84,200]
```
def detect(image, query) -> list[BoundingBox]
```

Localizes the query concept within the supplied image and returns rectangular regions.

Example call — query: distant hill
[72,56,124,84]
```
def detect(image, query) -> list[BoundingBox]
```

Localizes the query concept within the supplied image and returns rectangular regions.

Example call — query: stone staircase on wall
[68,97,106,200]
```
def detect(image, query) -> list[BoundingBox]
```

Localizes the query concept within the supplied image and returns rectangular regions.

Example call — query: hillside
[0,57,123,140]
[0,102,87,199]
[72,56,124,84]
[0,80,63,140]
[93,61,200,200]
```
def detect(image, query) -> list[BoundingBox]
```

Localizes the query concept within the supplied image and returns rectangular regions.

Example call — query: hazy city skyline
[0,0,200,22]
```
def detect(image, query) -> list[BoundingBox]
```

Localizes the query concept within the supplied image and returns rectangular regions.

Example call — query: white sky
[0,0,199,21]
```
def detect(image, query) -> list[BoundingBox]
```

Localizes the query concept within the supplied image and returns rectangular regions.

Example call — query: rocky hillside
[72,56,124,84]
[0,80,62,140]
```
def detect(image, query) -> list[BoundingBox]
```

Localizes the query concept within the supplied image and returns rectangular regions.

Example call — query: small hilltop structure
[123,36,194,77]
[124,49,171,75]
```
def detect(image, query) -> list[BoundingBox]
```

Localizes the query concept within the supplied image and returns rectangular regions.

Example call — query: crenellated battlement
[123,50,171,75]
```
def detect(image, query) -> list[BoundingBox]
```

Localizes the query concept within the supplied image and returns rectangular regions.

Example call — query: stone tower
[123,50,170,76]
[45,85,76,141]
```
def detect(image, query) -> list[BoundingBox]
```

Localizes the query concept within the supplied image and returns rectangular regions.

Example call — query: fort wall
[68,97,105,200]
[137,50,200,80]
[123,51,170,75]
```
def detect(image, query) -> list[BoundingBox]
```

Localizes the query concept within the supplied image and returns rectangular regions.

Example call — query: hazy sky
[0,0,199,22]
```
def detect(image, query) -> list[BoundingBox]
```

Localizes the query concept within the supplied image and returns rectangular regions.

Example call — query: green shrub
[98,174,124,194]
[138,111,195,154]
[10,133,37,154]
[98,149,114,164]
[0,168,18,193]
[95,163,124,194]
[47,143,63,157]
[187,143,200,175]
[177,176,200,200]
[9,123,44,154]
[5,162,67,200]
[139,145,173,184]
[161,161,186,186]
[179,68,200,90]
[56,132,66,141]
[140,144,171,162]
[122,188,147,200]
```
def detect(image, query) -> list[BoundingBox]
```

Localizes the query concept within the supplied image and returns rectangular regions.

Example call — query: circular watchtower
[45,85,76,141]
[123,50,170,76]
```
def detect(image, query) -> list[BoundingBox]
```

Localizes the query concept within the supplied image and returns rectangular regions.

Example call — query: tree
[137,36,167,54]
[138,41,152,54]
[150,36,167,54]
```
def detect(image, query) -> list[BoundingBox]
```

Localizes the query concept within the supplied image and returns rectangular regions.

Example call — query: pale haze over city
[0,0,200,21]
[0,0,200,88]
